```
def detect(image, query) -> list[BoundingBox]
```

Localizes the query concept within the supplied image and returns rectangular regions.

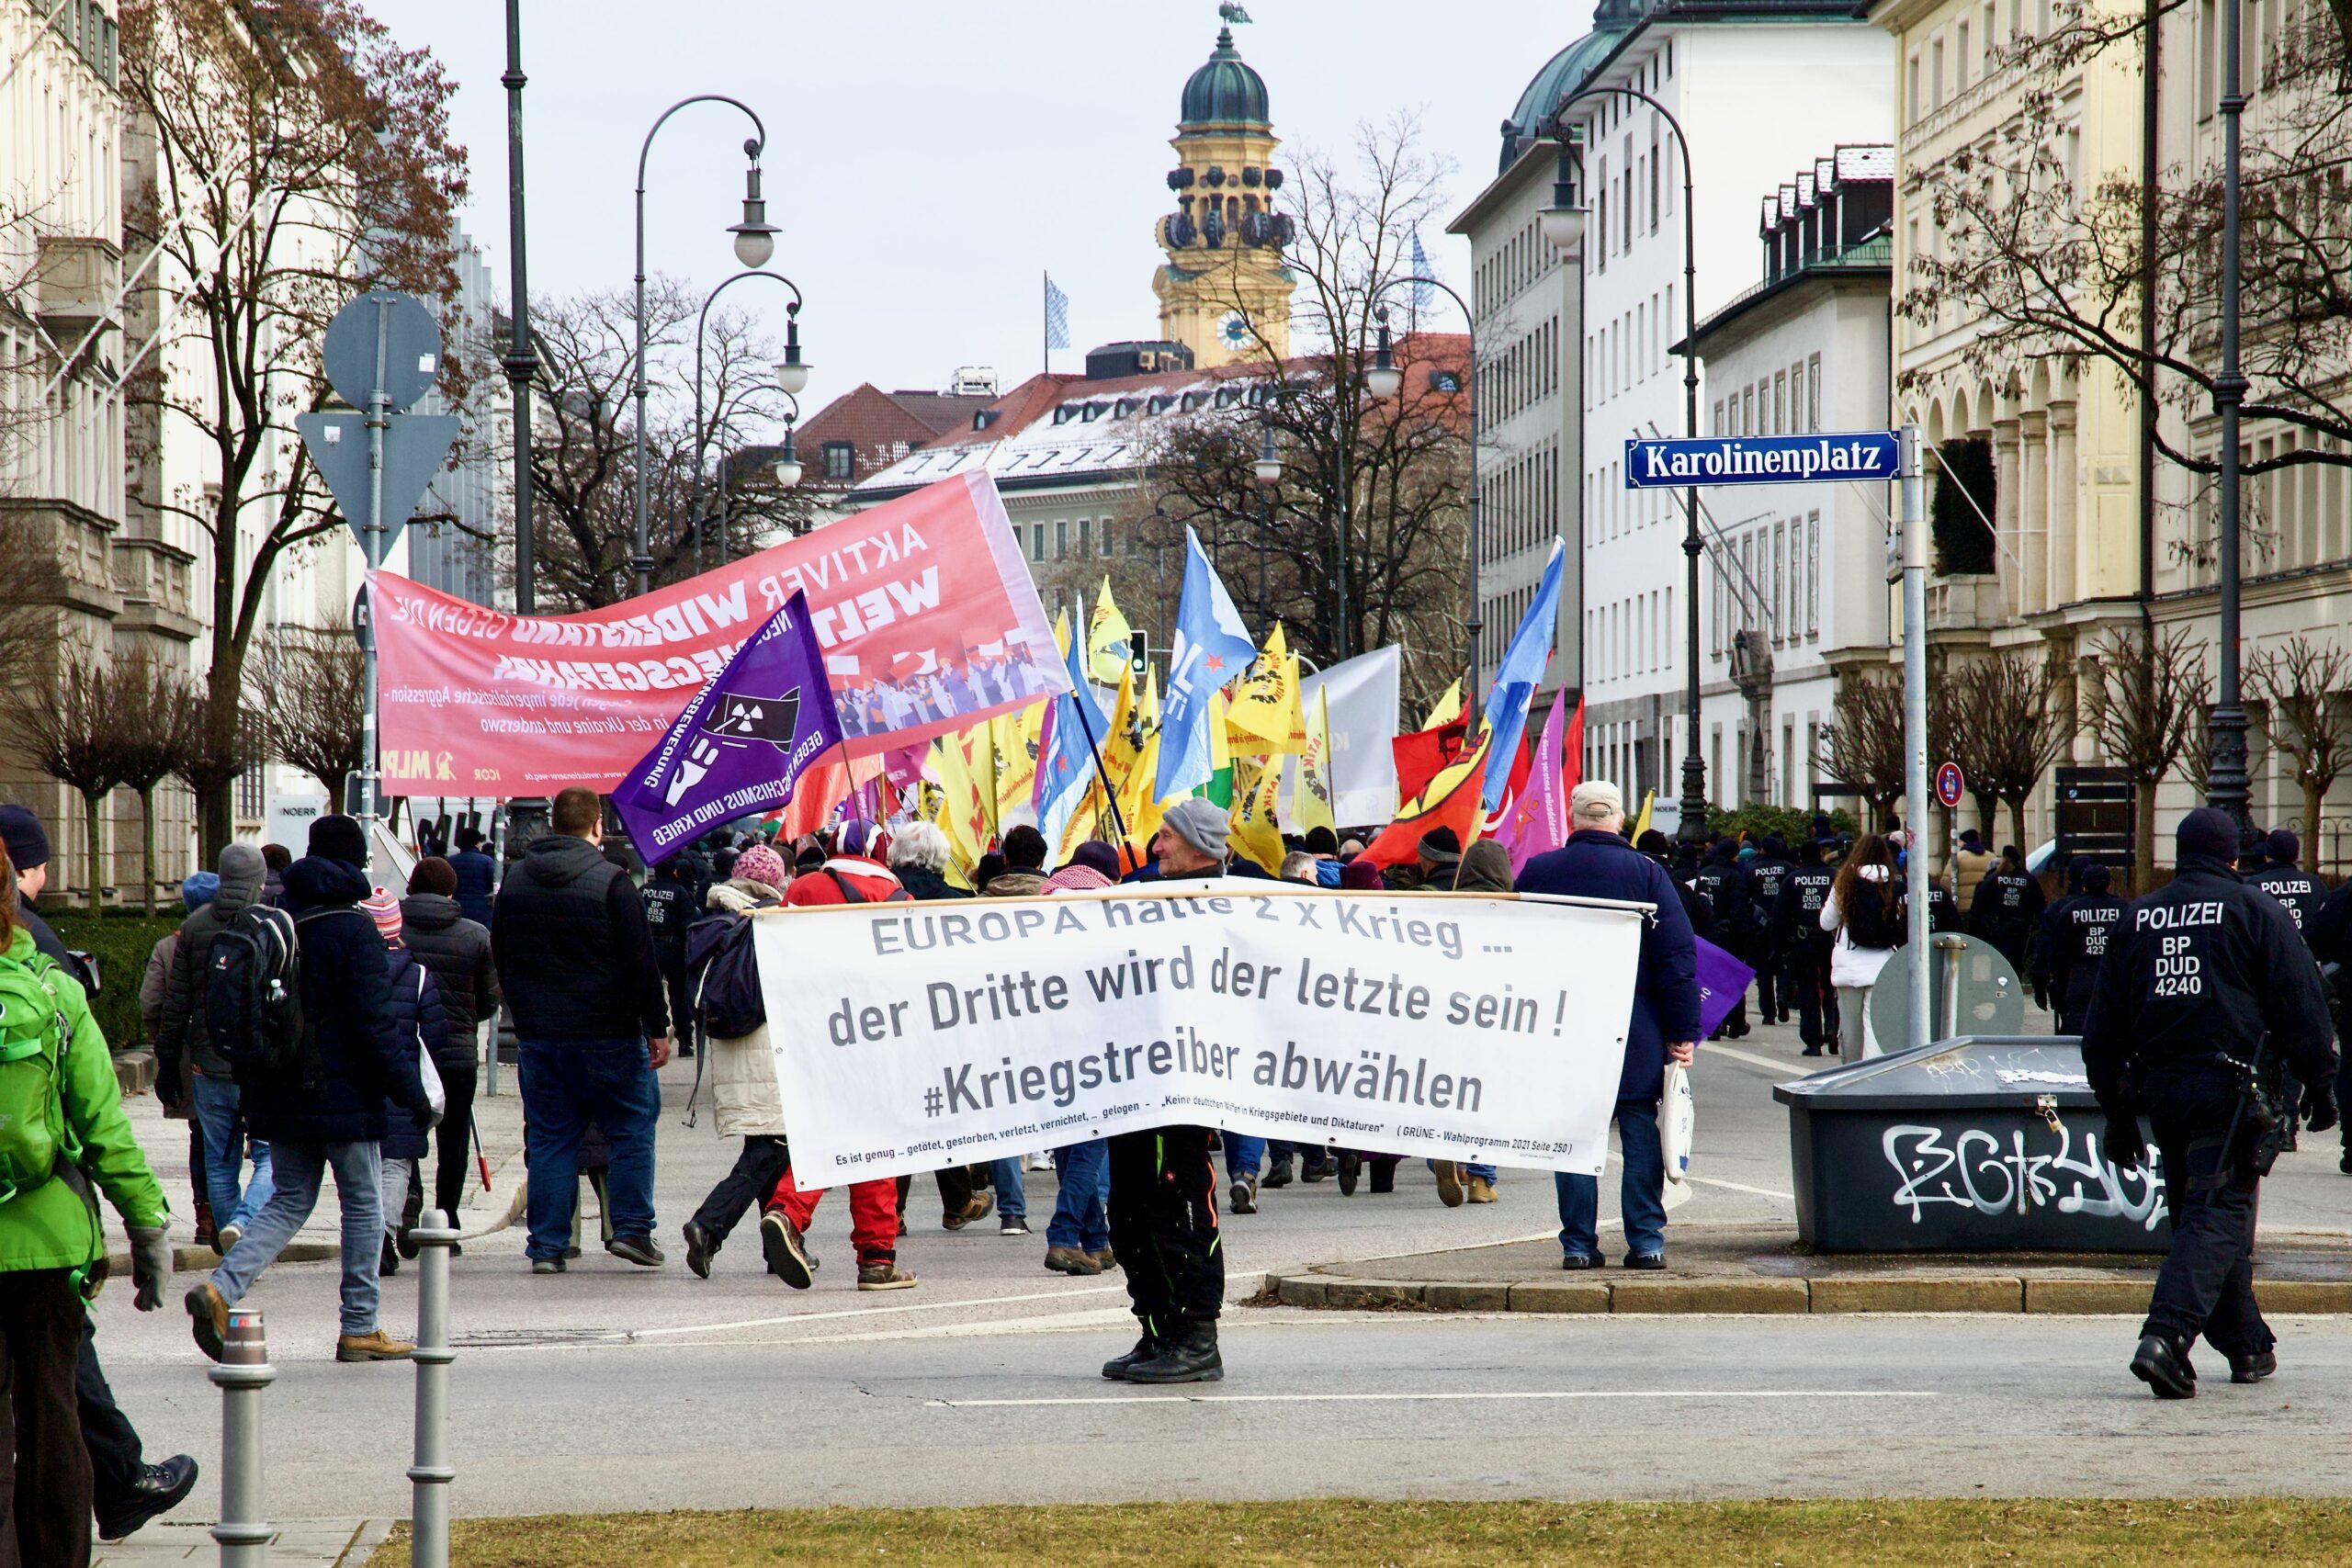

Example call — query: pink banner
[369,473,1064,796]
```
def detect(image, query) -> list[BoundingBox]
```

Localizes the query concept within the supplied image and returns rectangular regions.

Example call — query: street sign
[1623,431,1901,490]
[297,411,460,559]
[322,289,443,414]
[1935,761,1964,809]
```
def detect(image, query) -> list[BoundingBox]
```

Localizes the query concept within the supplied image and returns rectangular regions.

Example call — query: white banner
[752,881,1646,1183]
[1280,645,1401,830]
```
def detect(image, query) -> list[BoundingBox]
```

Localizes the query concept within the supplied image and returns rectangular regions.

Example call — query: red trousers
[768,1167,899,1264]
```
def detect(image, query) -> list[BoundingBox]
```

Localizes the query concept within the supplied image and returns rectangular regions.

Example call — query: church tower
[1154,20,1295,367]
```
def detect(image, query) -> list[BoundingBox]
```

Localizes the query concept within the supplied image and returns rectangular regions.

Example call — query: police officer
[1968,844,2045,976]
[1746,836,1796,1025]
[2082,807,2339,1398]
[2030,860,2125,1035]
[2305,852,2352,1176]
[640,852,705,1056]
[1691,840,1755,1037]
[2248,829,2324,934]
[1780,839,1841,1055]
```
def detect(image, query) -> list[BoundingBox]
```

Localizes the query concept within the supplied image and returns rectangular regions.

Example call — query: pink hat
[1042,865,1112,894]
[734,842,789,891]
[360,887,402,943]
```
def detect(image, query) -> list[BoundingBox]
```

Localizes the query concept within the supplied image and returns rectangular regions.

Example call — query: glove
[2102,1113,2148,1174]
[2303,1082,2339,1134]
[128,1224,172,1312]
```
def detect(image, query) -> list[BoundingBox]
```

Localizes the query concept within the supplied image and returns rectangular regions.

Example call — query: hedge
[44,910,184,1054]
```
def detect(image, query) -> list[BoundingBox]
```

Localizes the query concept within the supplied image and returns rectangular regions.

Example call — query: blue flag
[1480,538,1566,810]
[613,591,845,863]
[1035,631,1110,851]
[1155,526,1255,802]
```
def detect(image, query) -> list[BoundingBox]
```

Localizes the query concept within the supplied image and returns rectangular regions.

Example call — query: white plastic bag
[1659,1063,1695,1185]
[419,1043,446,1123]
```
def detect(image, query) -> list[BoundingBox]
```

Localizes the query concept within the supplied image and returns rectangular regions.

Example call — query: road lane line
[1682,1175,1798,1201]
[1697,1041,1801,1075]
[927,1390,1939,1409]
[607,1282,1131,1339]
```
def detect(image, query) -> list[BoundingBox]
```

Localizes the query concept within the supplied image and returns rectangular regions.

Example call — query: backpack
[0,950,74,1207]
[821,868,911,905]
[685,913,767,1040]
[205,904,305,1080]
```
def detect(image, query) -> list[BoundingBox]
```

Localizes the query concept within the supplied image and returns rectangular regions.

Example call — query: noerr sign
[1624,431,1902,489]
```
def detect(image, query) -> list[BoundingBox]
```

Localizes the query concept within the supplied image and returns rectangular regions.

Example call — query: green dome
[1181,27,1270,130]
[1502,1,1643,172]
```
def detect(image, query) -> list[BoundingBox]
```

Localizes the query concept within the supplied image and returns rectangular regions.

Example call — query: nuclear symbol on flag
[698,687,804,750]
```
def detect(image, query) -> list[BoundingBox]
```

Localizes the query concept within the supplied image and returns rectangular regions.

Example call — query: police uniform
[2080,809,2339,1396]
[639,862,703,1051]
[2248,859,2325,937]
[1745,846,1796,1024]
[1779,849,1840,1055]
[2030,869,2124,1035]
[1691,848,1755,1037]
[1968,862,2045,976]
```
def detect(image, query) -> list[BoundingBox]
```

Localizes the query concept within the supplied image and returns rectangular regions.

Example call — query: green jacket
[0,927,168,1273]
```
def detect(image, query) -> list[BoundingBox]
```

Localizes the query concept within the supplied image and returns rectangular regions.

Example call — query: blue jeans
[1046,1140,1109,1251]
[988,1156,1027,1222]
[210,1139,382,1336]
[189,1073,272,1231]
[1555,1098,1668,1260]
[1224,1133,1265,1184]
[520,1038,660,1260]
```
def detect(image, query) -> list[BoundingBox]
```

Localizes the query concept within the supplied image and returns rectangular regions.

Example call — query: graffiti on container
[1881,1122,2165,1228]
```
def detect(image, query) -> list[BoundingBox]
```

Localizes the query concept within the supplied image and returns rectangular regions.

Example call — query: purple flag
[1691,935,1757,1042]
[1489,689,1570,875]
[614,591,845,863]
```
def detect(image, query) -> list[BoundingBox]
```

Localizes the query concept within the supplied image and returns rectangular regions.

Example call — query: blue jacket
[449,849,499,928]
[379,945,448,1160]
[243,856,428,1145]
[1515,829,1702,1101]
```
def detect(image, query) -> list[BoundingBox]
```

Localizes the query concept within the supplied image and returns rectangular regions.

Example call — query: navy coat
[1515,829,1702,1102]
[379,945,449,1160]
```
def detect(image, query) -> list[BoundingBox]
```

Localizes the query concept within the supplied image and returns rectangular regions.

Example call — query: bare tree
[108,655,185,917]
[119,0,469,858]
[167,683,262,849]
[2249,634,2352,844]
[1815,672,1908,828]
[255,620,366,805]
[1951,651,2073,852]
[2086,625,2210,887]
[2,654,118,908]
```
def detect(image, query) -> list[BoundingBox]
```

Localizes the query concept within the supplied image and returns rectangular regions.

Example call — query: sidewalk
[1265,1222,2352,1314]
[94,1518,390,1567]
[110,1045,528,1274]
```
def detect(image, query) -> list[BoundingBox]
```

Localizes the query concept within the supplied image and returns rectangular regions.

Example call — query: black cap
[1303,826,1340,856]
[2267,828,2301,865]
[2081,861,2111,893]
[309,813,368,868]
[2176,807,2240,863]
[0,804,51,872]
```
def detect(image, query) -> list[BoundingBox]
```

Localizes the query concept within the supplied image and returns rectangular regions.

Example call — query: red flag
[1392,720,1467,804]
[1561,697,1585,798]
[1360,732,1492,869]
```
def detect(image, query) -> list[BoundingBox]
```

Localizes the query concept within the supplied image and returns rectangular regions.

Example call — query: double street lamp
[632,96,783,596]
[687,268,809,572]
[1367,278,1481,724]
[1538,88,1704,847]
[2205,0,2251,825]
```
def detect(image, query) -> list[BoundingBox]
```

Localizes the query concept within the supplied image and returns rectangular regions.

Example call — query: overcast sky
[392,0,1591,400]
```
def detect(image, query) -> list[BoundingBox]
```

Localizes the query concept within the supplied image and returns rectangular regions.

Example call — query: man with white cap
[1515,780,1701,1270]
[1099,796,1231,1384]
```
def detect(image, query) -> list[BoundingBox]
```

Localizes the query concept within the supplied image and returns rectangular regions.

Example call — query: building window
[1078,517,1093,556]
[1807,510,1823,636]
[1791,362,1807,433]
[1031,523,1046,563]
[1807,354,1822,429]
[1054,520,1068,560]
[822,442,853,481]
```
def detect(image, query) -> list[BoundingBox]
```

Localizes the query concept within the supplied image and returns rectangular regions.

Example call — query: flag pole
[1042,270,1049,379]
[1067,683,1132,848]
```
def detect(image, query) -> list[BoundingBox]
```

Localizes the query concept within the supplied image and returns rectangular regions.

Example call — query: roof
[1500,1,1644,173]
[1180,26,1271,131]
[793,383,998,489]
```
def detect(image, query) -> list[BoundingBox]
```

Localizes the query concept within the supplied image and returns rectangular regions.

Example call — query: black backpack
[205,905,304,1079]
[685,913,766,1040]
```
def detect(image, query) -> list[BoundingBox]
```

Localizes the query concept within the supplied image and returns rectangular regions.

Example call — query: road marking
[1682,1175,1798,1201]
[1697,1041,1801,1076]
[928,1389,1939,1409]
[590,1282,1132,1341]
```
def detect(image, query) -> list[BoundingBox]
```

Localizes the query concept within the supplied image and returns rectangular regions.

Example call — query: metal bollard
[210,1306,275,1566]
[407,1205,461,1568]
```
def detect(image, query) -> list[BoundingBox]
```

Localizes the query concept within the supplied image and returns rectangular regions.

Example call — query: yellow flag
[1115,670,1162,845]
[1422,680,1463,729]
[1086,578,1135,686]
[1631,789,1655,841]
[1229,756,1285,874]
[1205,689,1234,807]
[930,737,987,880]
[1227,626,1306,755]
[1297,685,1338,835]
[995,704,1045,822]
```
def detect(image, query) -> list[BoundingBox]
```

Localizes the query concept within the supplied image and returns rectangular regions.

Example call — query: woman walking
[1820,833,1901,1061]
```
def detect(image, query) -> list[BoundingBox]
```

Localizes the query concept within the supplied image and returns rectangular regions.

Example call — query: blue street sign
[1624,431,1901,489]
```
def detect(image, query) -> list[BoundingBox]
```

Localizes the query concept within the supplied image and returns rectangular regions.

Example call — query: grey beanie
[1161,797,1230,861]
[217,841,266,897]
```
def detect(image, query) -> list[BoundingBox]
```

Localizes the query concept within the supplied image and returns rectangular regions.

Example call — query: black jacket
[639,874,699,968]
[1691,858,1755,938]
[893,866,970,903]
[492,834,670,1043]
[2082,854,2338,1112]
[1518,829,1702,1101]
[2248,862,2325,941]
[243,856,427,1145]
[400,892,499,1065]
[1968,869,2045,940]
[449,848,499,928]
[2030,892,2125,1017]
[1780,864,1837,951]
[1745,855,1794,937]
[380,945,448,1161]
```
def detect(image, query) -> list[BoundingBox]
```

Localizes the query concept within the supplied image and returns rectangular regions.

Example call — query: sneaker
[335,1329,415,1362]
[1560,1253,1605,1271]
[943,1193,994,1231]
[1261,1158,1293,1190]
[1001,1217,1032,1236]
[1623,1252,1667,1270]
[857,1261,919,1291]
[1043,1246,1102,1275]
[683,1220,718,1280]
[606,1235,665,1268]
[530,1256,567,1275]
[1089,1248,1119,1272]
[1229,1176,1258,1215]
[96,1454,198,1541]
[1433,1160,1464,1208]
[1336,1151,1361,1196]
[215,1222,242,1255]
[759,1211,813,1289]
[1301,1158,1330,1183]
[185,1281,229,1362]
[1465,1176,1498,1204]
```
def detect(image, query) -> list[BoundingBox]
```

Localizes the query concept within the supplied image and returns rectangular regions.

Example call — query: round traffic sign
[1935,761,1964,809]
[322,290,443,413]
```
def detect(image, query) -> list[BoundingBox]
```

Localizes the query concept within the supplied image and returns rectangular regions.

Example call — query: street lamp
[502,0,537,617]
[687,269,807,573]
[2205,0,2251,825]
[1368,281,1482,724]
[633,95,770,597]
[771,417,804,491]
[1544,86,1702,848]
[1254,420,1282,626]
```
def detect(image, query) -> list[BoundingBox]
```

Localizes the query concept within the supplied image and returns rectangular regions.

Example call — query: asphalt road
[87,1010,2352,1523]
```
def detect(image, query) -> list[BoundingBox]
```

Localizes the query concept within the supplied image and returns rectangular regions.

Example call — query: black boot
[1368,1158,1396,1195]
[96,1455,199,1542]
[1336,1150,1362,1195]
[2229,1348,2278,1384]
[1125,1321,1223,1384]
[2130,1333,2196,1399]
[1261,1155,1293,1189]
[1102,1332,1162,1382]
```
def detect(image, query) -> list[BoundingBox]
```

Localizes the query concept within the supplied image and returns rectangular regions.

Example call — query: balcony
[1924,573,2005,632]
[34,235,123,355]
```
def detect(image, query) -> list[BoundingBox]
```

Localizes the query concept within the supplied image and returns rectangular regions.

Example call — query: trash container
[1775,1035,2167,1254]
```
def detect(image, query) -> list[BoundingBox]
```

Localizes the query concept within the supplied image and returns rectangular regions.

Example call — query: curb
[1268,1272,2352,1315]
[101,1175,528,1280]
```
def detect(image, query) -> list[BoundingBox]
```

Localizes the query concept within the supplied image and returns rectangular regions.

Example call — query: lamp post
[696,412,800,571]
[1253,418,1282,627]
[1542,88,1702,847]
[503,0,535,615]
[2205,0,2250,825]
[687,268,809,572]
[1367,280,1480,723]
[632,96,776,597]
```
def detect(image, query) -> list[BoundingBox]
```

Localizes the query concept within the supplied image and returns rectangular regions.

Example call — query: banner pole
[1065,683,1131,848]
